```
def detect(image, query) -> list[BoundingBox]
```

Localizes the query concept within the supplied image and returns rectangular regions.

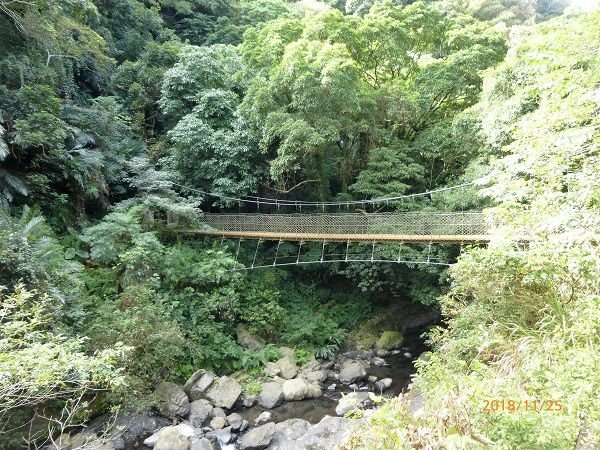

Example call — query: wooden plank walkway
[185,230,491,243]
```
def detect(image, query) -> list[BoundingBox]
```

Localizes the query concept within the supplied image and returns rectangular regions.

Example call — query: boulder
[267,416,355,450]
[190,437,218,450]
[206,376,242,409]
[189,399,213,427]
[155,382,190,418]
[375,331,404,350]
[335,392,374,416]
[258,382,284,409]
[255,411,272,425]
[184,369,216,401]
[154,424,194,450]
[212,407,227,418]
[269,419,310,448]
[275,356,298,380]
[189,373,216,401]
[264,362,281,377]
[368,376,377,383]
[239,422,276,450]
[237,323,265,350]
[227,413,244,431]
[339,360,366,385]
[282,379,308,401]
[210,416,226,430]
[103,414,169,448]
[184,369,205,394]
[305,370,327,383]
[143,430,163,448]
[375,378,393,392]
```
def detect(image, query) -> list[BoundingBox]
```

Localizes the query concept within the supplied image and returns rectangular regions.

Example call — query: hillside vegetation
[344,10,600,449]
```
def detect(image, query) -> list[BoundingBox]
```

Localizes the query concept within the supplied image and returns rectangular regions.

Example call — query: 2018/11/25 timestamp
[482,399,563,413]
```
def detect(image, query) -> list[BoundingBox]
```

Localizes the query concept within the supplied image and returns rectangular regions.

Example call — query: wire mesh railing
[199,211,488,238]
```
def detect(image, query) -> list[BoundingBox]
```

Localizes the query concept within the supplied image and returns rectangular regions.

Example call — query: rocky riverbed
[53,329,428,450]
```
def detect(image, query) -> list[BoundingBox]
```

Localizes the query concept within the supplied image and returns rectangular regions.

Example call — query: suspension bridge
[172,182,493,269]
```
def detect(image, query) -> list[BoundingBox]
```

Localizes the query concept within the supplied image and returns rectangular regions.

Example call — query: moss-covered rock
[375,331,404,350]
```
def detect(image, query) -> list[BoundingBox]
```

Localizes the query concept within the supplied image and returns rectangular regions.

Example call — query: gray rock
[154,424,194,450]
[184,369,206,395]
[239,422,276,450]
[237,323,265,350]
[264,362,281,377]
[326,383,336,391]
[270,419,310,446]
[282,378,309,401]
[335,392,374,416]
[206,426,234,445]
[189,373,216,401]
[254,411,272,425]
[403,352,412,358]
[242,395,257,408]
[143,429,162,448]
[258,382,284,409]
[155,382,190,418]
[275,356,298,380]
[376,349,389,357]
[368,376,377,383]
[227,413,244,431]
[210,417,226,430]
[240,420,249,432]
[305,370,327,383]
[339,360,367,385]
[189,399,214,427]
[206,376,242,409]
[267,416,355,450]
[212,407,227,418]
[190,437,218,450]
[103,414,169,448]
[372,357,388,367]
[375,378,392,392]
[348,383,359,390]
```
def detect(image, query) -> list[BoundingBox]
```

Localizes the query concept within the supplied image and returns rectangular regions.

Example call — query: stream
[236,329,428,425]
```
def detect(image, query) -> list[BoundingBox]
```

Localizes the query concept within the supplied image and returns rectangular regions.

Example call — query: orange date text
[482,399,562,413]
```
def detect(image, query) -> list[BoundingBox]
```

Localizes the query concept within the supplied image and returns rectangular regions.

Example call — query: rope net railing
[198,211,488,240]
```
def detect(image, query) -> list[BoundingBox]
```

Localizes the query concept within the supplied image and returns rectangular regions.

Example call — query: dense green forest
[0,0,598,449]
